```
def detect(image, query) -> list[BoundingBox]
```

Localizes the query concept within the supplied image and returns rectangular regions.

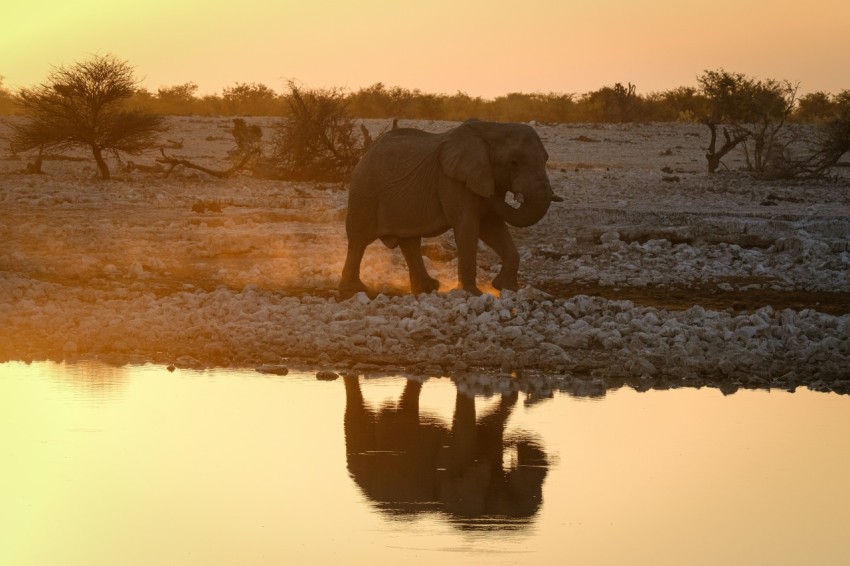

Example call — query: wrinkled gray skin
[340,119,556,296]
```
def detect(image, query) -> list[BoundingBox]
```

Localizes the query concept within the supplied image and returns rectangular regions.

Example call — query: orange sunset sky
[3,0,848,97]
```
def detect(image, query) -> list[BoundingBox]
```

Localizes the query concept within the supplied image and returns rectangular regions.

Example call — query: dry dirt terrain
[1,117,849,395]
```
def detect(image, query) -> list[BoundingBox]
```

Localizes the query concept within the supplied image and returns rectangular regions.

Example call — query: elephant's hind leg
[399,237,440,294]
[339,238,371,295]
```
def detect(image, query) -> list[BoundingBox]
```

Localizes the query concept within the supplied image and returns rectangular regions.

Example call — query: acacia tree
[12,54,164,179]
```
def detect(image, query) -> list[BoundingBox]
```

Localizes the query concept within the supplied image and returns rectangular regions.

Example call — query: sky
[3,0,848,98]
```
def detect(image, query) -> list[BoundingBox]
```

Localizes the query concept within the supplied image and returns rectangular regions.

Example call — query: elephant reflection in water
[343,376,547,526]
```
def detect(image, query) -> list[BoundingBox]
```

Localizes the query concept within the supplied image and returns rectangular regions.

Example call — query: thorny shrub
[270,82,365,182]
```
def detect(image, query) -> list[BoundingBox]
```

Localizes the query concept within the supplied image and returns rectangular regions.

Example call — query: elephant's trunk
[486,189,552,228]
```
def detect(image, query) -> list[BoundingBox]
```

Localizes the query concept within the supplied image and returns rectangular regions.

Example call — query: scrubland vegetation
[127,80,849,126]
[2,57,849,181]
[2,66,848,124]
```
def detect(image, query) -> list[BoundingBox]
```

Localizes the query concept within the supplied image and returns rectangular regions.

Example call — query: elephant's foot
[492,271,519,291]
[339,277,368,298]
[411,276,440,295]
[459,282,483,296]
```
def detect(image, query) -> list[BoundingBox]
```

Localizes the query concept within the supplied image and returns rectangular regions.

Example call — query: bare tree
[11,54,165,179]
[702,124,748,174]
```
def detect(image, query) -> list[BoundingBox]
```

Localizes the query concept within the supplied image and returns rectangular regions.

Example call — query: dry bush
[795,92,835,123]
[57,71,845,127]
[580,83,640,122]
[759,95,850,179]
[270,82,364,181]
[221,83,280,116]
[11,66,840,128]
[154,82,200,115]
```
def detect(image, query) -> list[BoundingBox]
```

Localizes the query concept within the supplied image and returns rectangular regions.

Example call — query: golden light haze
[3,0,849,97]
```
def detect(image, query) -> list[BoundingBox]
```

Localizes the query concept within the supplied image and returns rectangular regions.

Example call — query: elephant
[343,376,548,526]
[339,119,558,296]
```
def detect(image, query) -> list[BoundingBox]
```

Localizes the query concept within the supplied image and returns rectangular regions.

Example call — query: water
[2,361,849,566]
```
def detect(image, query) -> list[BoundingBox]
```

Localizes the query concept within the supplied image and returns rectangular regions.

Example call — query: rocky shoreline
[2,277,847,394]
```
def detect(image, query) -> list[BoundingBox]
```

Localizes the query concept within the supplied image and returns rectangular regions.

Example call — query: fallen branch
[157,147,259,178]
[125,160,165,174]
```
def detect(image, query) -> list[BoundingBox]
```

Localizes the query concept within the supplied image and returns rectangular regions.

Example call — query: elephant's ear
[439,125,495,198]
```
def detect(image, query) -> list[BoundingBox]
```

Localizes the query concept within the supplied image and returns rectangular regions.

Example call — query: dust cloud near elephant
[343,376,548,528]
[340,120,559,296]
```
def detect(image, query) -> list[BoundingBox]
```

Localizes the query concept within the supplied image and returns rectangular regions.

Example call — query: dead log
[157,148,259,179]
[125,160,165,174]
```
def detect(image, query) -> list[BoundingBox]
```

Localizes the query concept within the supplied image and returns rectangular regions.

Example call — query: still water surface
[2,362,849,566]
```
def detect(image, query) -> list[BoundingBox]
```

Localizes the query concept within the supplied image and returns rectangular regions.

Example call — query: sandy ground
[1,117,849,394]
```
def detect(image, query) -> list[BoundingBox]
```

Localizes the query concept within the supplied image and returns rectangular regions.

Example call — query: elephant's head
[440,120,555,227]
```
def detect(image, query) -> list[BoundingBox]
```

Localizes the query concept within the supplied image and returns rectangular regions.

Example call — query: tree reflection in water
[343,376,548,530]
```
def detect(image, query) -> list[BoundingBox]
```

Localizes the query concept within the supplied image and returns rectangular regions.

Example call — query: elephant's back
[350,128,444,196]
[368,128,442,159]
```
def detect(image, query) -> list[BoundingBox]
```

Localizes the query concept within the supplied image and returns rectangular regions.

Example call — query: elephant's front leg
[399,237,440,294]
[480,218,520,291]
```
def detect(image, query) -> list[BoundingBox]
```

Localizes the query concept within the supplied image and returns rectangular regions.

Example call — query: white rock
[353,292,370,305]
[502,326,523,340]
[600,230,621,244]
